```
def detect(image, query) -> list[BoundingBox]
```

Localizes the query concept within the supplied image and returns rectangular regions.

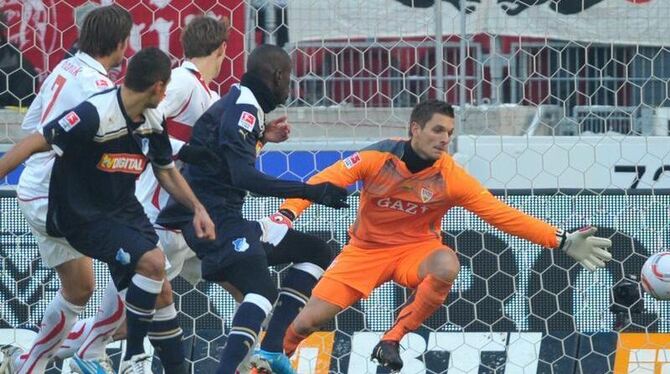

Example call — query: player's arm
[148,125,215,240]
[153,166,215,240]
[450,164,612,271]
[219,106,348,208]
[260,115,290,145]
[0,101,101,178]
[280,151,372,219]
[171,137,220,166]
[0,133,51,178]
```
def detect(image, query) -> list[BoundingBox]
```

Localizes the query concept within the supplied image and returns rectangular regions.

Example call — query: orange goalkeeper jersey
[281,139,559,249]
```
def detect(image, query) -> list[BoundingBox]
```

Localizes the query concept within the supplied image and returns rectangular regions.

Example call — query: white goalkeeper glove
[557,226,613,272]
[257,210,294,246]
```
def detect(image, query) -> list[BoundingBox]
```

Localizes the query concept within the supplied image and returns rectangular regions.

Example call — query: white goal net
[1,1,670,373]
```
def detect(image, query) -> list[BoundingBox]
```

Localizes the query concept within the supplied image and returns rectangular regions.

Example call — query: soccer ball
[640,252,670,300]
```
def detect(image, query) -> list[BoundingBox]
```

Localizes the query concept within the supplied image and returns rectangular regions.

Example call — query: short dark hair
[79,4,132,57]
[247,44,291,75]
[408,100,455,136]
[124,47,171,92]
[181,16,228,59]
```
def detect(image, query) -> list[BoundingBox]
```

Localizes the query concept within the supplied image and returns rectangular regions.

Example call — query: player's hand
[177,144,220,166]
[304,182,350,209]
[262,115,290,143]
[257,209,295,245]
[192,205,216,240]
[558,226,612,272]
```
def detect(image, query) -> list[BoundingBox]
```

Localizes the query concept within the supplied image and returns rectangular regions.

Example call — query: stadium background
[1,1,670,373]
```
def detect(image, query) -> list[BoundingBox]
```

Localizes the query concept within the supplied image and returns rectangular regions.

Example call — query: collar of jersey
[116,87,145,129]
[75,52,108,77]
[240,72,277,113]
[393,150,447,178]
[182,60,199,73]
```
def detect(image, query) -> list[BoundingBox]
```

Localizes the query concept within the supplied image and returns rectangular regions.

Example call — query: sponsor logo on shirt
[375,197,429,215]
[141,138,150,155]
[58,111,81,132]
[238,111,256,132]
[232,237,250,252]
[97,153,146,174]
[421,187,433,203]
[115,248,131,265]
[343,153,361,169]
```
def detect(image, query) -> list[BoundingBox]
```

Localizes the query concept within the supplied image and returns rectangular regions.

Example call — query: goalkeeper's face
[410,113,455,161]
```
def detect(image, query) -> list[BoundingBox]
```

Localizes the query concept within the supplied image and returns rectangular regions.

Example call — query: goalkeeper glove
[303,182,349,209]
[258,209,295,245]
[557,226,613,272]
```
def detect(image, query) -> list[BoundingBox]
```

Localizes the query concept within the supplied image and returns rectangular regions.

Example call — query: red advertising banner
[1,0,245,94]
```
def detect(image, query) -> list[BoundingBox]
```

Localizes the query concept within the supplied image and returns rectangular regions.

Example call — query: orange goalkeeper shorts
[312,240,446,309]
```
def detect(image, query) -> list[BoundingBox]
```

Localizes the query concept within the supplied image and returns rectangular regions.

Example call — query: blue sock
[261,266,320,353]
[124,274,162,360]
[216,294,272,374]
[149,304,187,373]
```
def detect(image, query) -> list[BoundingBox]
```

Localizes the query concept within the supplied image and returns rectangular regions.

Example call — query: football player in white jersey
[0,47,216,374]
[0,5,132,374]
[61,16,231,373]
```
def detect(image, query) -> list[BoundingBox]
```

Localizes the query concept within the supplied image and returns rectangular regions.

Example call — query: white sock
[54,317,94,359]
[77,281,126,360]
[18,291,84,373]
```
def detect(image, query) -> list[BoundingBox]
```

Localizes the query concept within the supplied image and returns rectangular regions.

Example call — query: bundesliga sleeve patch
[58,111,81,132]
[238,111,256,132]
[343,152,361,169]
[95,79,110,88]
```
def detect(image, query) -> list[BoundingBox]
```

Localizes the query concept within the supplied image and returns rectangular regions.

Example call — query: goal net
[1,1,670,373]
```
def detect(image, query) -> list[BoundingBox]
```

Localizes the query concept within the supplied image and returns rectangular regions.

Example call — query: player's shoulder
[63,53,111,86]
[142,108,167,132]
[437,152,465,176]
[360,138,406,158]
[86,87,117,107]
[220,85,263,128]
[171,65,193,79]
[235,85,261,110]
[84,88,120,128]
[167,67,197,90]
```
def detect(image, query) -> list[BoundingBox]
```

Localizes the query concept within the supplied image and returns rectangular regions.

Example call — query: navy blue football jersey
[158,83,307,225]
[41,87,174,235]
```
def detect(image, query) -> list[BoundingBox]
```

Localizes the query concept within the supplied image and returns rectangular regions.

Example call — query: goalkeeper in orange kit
[271,100,613,372]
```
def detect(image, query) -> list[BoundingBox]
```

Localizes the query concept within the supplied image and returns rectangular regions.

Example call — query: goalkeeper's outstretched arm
[450,163,612,271]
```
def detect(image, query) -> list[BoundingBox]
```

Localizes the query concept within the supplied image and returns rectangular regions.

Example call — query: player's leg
[283,243,387,357]
[147,278,188,374]
[6,200,93,373]
[384,245,457,341]
[15,257,93,373]
[66,279,124,374]
[122,247,165,365]
[213,256,277,374]
[182,217,276,374]
[373,245,458,371]
[64,219,166,372]
[257,229,333,360]
[66,229,190,372]
[283,277,361,356]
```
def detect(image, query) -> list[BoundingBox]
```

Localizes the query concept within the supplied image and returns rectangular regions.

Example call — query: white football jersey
[17,52,114,201]
[135,61,220,225]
